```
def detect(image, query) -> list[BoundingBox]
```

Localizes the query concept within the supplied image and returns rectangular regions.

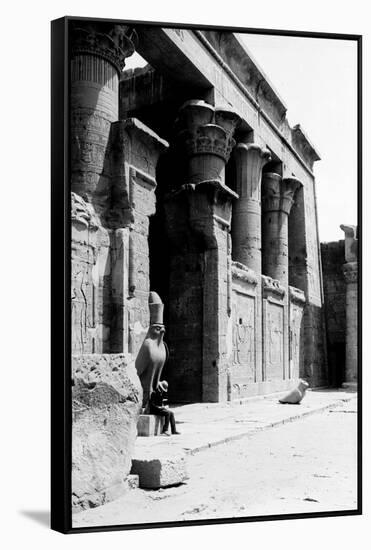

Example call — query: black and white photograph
[51,15,360,534]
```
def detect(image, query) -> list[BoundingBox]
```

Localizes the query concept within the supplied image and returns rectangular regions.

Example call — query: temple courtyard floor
[73,388,358,528]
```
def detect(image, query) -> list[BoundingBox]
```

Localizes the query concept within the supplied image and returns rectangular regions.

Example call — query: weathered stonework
[230,262,258,399]
[341,225,358,387]
[72,354,142,512]
[232,143,271,273]
[321,226,358,389]
[70,22,328,436]
[131,450,189,488]
[321,240,346,385]
[289,286,306,380]
[262,173,301,288]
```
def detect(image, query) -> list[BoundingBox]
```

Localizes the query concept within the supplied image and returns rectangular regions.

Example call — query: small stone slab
[131,450,188,489]
[137,414,165,436]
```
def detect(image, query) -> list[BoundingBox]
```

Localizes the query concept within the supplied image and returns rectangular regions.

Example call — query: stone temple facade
[70,20,328,413]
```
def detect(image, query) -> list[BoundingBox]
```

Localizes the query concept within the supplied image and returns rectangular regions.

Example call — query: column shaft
[165,100,240,402]
[344,263,358,384]
[262,174,301,288]
[232,143,270,274]
[70,22,137,211]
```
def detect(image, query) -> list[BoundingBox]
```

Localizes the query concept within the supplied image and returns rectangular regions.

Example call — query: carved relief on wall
[264,301,284,381]
[71,245,97,354]
[289,286,305,378]
[289,304,302,379]
[71,192,104,354]
[231,291,256,381]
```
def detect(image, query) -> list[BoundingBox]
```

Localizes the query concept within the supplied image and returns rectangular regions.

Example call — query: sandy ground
[73,399,358,528]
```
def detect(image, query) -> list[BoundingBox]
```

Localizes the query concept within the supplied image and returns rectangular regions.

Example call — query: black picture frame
[51,16,362,534]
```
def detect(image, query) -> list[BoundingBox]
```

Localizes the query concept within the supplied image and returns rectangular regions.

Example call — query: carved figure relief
[71,260,96,354]
[289,305,302,378]
[265,302,284,381]
[232,293,255,378]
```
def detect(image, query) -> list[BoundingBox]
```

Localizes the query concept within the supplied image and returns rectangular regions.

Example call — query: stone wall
[70,22,329,420]
[320,240,346,386]
[72,354,142,511]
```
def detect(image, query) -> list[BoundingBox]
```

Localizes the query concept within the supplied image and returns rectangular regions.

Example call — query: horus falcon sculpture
[135,292,168,412]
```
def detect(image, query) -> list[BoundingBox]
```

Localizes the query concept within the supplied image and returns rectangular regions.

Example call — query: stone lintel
[289,285,306,305]
[343,261,358,284]
[231,261,258,285]
[71,21,138,73]
[262,274,285,298]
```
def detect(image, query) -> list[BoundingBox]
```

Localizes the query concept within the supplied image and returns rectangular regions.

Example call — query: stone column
[70,21,137,212]
[232,143,271,273]
[340,225,358,388]
[165,100,240,402]
[261,174,301,385]
[262,174,301,288]
[231,144,270,390]
[70,22,137,354]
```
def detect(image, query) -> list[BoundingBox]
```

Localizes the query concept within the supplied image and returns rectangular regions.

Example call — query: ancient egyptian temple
[71,21,328,404]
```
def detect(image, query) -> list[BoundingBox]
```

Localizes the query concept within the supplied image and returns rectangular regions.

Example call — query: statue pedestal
[137,414,165,436]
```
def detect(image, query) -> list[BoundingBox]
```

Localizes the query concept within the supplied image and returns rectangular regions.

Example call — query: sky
[239,34,358,243]
[125,33,358,243]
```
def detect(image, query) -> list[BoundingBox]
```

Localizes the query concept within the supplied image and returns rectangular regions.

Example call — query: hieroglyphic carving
[265,302,284,381]
[230,290,256,393]
[71,192,100,229]
[232,293,255,368]
[289,302,304,379]
[71,249,97,354]
[231,379,250,399]
[71,192,101,354]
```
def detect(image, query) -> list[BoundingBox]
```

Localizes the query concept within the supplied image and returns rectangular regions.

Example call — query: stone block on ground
[131,449,189,489]
[72,353,142,512]
[137,414,165,436]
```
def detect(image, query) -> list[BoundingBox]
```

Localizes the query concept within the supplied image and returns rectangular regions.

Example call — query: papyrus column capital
[234,143,271,199]
[262,173,301,215]
[71,21,138,73]
[175,100,241,182]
